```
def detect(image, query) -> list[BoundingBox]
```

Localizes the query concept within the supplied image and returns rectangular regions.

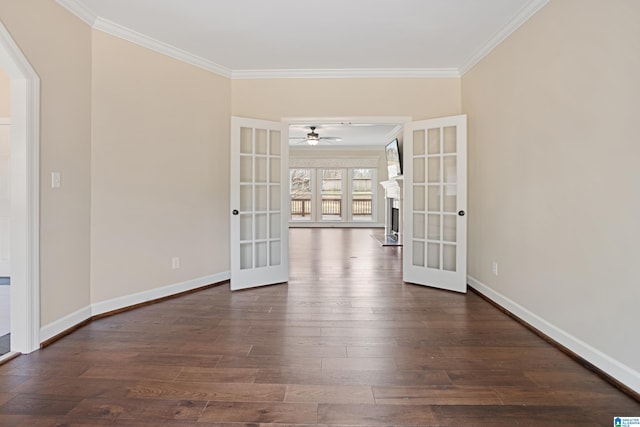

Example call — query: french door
[403,115,467,293]
[230,117,289,291]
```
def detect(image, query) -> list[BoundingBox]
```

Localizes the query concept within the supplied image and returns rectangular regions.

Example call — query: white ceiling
[57,0,549,78]
[56,0,548,148]
[289,123,400,148]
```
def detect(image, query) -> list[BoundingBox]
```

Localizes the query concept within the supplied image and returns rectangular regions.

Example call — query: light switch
[51,172,61,188]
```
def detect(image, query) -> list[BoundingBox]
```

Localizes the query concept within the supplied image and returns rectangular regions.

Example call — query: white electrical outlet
[171,257,180,269]
[51,172,61,188]
[492,261,498,276]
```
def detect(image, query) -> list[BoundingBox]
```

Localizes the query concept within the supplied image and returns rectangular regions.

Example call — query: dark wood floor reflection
[0,228,638,426]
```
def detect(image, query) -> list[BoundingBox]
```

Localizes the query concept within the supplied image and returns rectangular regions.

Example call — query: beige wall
[90,31,231,303]
[0,0,92,324]
[0,67,9,116]
[232,78,461,120]
[463,0,640,375]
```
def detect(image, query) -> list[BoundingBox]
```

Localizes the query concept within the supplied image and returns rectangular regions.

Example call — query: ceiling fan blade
[320,137,342,141]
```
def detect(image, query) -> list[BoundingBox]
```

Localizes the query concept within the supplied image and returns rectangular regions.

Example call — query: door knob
[458,210,465,216]
[232,209,239,215]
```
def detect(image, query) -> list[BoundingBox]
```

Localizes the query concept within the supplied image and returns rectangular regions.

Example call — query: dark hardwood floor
[0,228,638,426]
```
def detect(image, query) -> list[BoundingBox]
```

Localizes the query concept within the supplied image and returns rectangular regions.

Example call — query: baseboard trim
[39,272,230,348]
[39,305,92,344]
[0,351,20,366]
[91,272,230,317]
[467,275,640,398]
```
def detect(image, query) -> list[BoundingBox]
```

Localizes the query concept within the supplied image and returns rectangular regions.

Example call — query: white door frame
[282,116,411,128]
[0,22,41,354]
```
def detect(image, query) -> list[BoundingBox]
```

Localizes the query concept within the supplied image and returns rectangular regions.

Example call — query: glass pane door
[231,117,288,291]
[403,115,467,293]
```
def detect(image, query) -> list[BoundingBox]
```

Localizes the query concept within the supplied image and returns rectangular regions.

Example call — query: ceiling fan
[290,126,342,146]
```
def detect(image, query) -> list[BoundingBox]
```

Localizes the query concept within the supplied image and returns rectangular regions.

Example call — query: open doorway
[0,21,41,357]
[0,110,10,355]
[285,117,410,284]
[285,117,409,250]
[285,115,469,294]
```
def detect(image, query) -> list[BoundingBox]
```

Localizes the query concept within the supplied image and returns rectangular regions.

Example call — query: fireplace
[391,205,400,240]
[380,178,403,245]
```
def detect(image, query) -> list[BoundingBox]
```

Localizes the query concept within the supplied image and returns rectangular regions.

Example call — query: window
[351,169,374,221]
[321,169,343,220]
[289,167,376,223]
[290,168,312,221]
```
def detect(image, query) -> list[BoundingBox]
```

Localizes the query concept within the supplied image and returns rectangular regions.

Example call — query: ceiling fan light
[307,138,319,146]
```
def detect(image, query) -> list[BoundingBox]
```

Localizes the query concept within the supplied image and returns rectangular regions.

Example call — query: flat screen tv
[385,138,402,179]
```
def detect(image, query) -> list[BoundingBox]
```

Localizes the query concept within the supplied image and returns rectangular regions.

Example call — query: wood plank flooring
[0,227,638,426]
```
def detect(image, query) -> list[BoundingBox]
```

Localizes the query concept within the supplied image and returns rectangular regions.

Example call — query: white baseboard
[467,275,640,394]
[91,272,230,317]
[40,272,230,344]
[40,305,92,343]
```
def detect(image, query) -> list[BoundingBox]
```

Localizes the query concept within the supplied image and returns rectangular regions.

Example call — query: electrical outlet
[51,172,61,188]
[492,261,498,276]
[171,257,180,269]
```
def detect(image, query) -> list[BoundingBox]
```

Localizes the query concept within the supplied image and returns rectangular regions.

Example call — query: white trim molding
[92,18,233,78]
[468,275,640,394]
[55,1,459,80]
[459,0,550,75]
[55,0,97,26]
[57,0,548,80]
[232,68,460,80]
[40,272,230,343]
[40,305,92,343]
[0,20,41,354]
[283,116,412,126]
[91,272,230,317]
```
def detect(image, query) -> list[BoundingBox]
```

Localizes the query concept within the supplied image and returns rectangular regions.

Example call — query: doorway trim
[0,21,41,354]
[282,116,412,127]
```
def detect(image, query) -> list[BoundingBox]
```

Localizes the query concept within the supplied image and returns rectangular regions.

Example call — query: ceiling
[289,123,400,148]
[57,0,549,78]
[56,0,548,148]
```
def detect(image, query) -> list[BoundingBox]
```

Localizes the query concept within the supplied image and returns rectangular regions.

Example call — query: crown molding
[459,0,550,75]
[93,18,233,78]
[57,0,546,80]
[232,67,460,80]
[56,0,97,26]
[382,125,403,143]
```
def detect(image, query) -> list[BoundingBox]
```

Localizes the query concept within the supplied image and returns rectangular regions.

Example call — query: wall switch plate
[492,261,498,276]
[51,172,61,188]
[171,257,180,269]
